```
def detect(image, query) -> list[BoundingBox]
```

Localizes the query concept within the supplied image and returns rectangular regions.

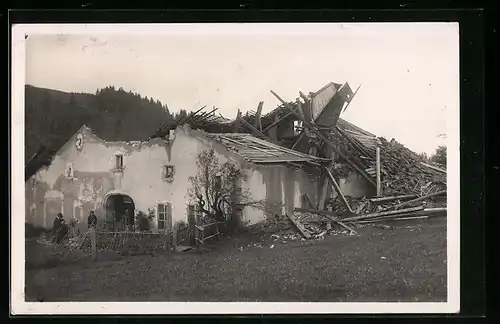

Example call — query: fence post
[91,228,97,260]
[172,226,177,250]
[376,146,381,196]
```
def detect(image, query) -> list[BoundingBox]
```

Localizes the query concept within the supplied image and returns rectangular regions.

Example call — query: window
[115,154,124,170]
[162,165,174,181]
[293,120,303,136]
[65,163,74,178]
[157,202,172,232]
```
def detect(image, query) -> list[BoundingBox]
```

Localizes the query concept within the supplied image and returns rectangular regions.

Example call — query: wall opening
[103,194,135,231]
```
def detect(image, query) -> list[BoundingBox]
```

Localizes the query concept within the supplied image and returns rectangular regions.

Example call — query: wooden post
[254,101,263,131]
[90,228,97,260]
[324,167,354,213]
[172,226,177,250]
[376,146,381,196]
[233,110,242,133]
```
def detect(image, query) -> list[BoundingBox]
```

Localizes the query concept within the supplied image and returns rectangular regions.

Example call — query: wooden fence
[194,221,226,245]
[71,219,227,260]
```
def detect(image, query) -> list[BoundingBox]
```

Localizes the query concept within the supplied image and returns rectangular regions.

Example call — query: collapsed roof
[204,132,329,165]
[26,81,446,198]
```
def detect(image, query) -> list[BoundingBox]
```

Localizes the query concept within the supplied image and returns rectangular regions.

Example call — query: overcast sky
[24,23,458,155]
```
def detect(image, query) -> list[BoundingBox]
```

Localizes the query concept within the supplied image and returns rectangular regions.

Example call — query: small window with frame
[293,120,303,136]
[162,165,174,182]
[65,162,74,178]
[115,154,124,170]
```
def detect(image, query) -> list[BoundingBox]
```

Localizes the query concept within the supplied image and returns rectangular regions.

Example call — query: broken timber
[324,166,354,213]
[341,206,424,222]
[287,214,311,238]
[270,90,377,187]
[391,190,447,210]
[254,101,263,131]
[237,116,277,144]
[294,207,356,234]
[369,194,417,204]
[420,162,446,174]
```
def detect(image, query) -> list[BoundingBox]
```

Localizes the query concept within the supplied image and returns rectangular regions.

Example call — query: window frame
[157,202,172,232]
[115,154,124,170]
[162,164,175,181]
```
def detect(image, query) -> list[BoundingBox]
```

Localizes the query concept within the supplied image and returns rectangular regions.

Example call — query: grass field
[25,217,447,302]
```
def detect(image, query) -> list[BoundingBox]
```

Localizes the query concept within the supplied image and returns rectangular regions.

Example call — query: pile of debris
[375,138,447,196]
[260,188,447,242]
[257,212,357,242]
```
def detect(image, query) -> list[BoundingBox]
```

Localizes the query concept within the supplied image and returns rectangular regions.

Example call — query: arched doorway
[103,193,135,231]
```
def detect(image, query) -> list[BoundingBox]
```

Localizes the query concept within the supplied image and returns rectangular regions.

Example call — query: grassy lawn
[25,218,447,302]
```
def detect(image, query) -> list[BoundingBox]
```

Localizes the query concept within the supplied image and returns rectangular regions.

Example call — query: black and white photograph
[11,23,460,314]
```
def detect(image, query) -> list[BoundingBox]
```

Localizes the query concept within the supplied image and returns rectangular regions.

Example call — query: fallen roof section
[205,133,329,164]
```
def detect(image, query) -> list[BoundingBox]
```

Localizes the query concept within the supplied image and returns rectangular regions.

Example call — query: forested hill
[25,85,189,161]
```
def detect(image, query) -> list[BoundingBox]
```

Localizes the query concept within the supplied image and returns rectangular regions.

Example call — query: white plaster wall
[28,125,322,231]
[241,169,266,226]
[294,180,302,209]
[339,171,373,198]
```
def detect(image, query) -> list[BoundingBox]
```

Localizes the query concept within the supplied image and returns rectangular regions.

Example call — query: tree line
[418,145,447,166]
[25,85,188,160]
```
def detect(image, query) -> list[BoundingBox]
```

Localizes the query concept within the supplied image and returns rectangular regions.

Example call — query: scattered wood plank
[354,216,430,224]
[369,194,417,204]
[294,207,356,234]
[294,207,339,219]
[341,206,424,222]
[420,162,447,174]
[271,89,377,187]
[355,201,367,214]
[287,214,312,238]
[337,221,357,234]
[238,116,277,144]
[391,190,447,210]
[262,111,293,134]
[254,101,263,131]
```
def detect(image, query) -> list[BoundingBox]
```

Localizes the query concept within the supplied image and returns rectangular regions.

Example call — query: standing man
[52,213,67,244]
[88,210,98,230]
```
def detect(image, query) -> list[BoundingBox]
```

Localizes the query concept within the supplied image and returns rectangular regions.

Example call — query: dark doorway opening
[104,194,135,231]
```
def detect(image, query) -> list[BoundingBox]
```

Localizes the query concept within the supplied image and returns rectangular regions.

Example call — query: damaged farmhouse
[25,81,447,249]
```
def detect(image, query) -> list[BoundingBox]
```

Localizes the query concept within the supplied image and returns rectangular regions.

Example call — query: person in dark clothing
[52,213,68,244]
[88,210,98,230]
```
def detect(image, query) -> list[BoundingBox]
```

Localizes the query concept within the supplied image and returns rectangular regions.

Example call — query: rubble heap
[376,138,447,196]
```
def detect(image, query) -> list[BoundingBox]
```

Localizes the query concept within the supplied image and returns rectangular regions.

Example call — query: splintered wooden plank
[287,213,311,239]
[324,167,354,213]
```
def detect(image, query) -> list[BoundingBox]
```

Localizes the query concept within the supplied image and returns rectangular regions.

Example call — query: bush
[137,210,154,232]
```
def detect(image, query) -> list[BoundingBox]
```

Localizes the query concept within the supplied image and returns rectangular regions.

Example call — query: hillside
[24,85,186,162]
